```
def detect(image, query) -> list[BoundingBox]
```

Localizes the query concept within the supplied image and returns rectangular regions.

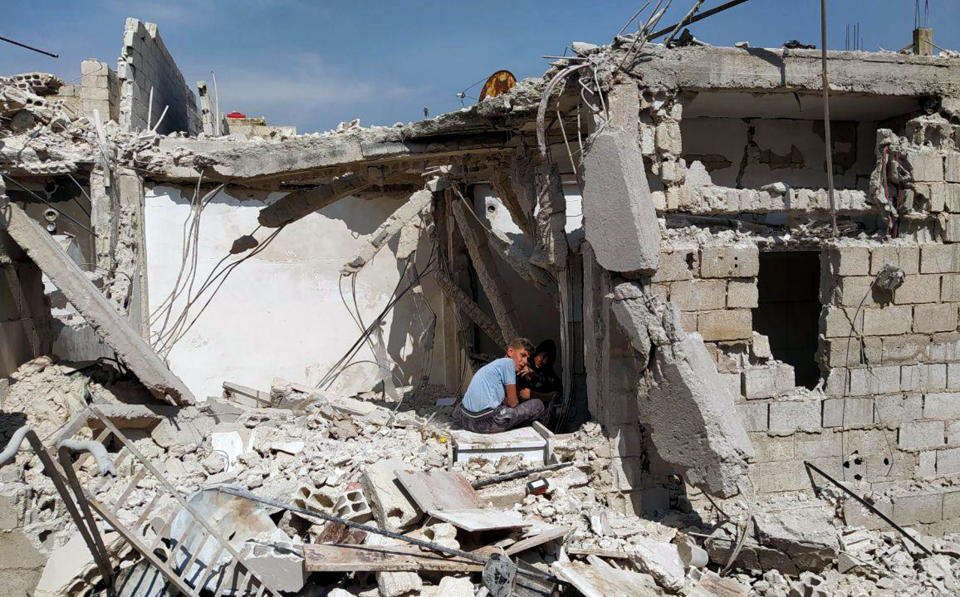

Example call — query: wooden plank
[302,544,481,573]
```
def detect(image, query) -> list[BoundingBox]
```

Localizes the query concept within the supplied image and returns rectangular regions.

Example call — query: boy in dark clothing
[518,339,562,403]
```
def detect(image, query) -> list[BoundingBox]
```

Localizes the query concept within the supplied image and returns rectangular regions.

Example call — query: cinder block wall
[80,60,119,123]
[117,18,200,135]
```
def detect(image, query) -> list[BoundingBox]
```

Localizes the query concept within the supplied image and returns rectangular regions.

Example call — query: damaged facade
[4,11,960,597]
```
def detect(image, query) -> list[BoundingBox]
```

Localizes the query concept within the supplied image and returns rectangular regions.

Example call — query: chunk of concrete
[582,128,660,273]
[611,283,754,498]
[241,539,306,593]
[366,533,423,597]
[361,458,422,532]
[752,506,839,572]
[436,576,475,597]
[0,202,193,405]
[630,537,685,592]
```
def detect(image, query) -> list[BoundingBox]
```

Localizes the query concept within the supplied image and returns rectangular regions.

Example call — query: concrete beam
[433,268,504,349]
[531,162,568,274]
[451,200,521,344]
[0,201,194,405]
[258,173,370,228]
[341,189,432,274]
[581,127,660,274]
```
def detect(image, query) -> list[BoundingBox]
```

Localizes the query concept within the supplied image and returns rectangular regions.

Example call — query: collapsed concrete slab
[0,201,194,405]
[581,128,660,274]
[611,282,753,497]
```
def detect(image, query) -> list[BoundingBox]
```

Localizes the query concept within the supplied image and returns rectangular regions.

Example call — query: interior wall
[681,117,876,190]
[144,185,444,400]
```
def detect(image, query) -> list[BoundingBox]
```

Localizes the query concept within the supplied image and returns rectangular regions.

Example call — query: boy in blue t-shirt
[453,337,547,433]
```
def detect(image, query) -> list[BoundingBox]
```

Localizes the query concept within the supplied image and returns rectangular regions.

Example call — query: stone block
[942,274,960,302]
[825,244,870,276]
[902,363,946,392]
[929,332,960,361]
[670,279,726,311]
[680,311,697,334]
[751,332,773,360]
[919,182,948,212]
[892,492,943,525]
[948,363,960,390]
[750,433,795,462]
[843,496,893,530]
[893,274,941,304]
[769,400,821,433]
[862,305,913,335]
[822,398,874,428]
[924,392,960,419]
[947,183,960,212]
[737,402,768,431]
[873,395,923,428]
[920,244,960,273]
[871,244,920,275]
[698,309,752,341]
[727,279,758,308]
[821,337,868,368]
[720,372,741,399]
[742,365,777,399]
[918,449,938,478]
[914,303,958,333]
[795,430,842,458]
[899,420,945,450]
[906,150,945,182]
[651,247,698,282]
[700,244,759,278]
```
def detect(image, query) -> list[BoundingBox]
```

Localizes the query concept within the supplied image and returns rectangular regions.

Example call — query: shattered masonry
[3,12,960,597]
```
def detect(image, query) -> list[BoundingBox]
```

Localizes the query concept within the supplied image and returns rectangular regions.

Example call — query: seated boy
[453,337,546,434]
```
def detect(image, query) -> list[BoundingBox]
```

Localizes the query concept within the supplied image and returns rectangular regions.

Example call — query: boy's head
[506,337,534,371]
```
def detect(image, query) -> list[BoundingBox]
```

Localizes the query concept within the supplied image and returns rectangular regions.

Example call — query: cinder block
[680,311,697,334]
[651,247,698,282]
[838,276,881,307]
[943,214,960,243]
[825,244,870,276]
[920,244,960,273]
[941,274,960,302]
[754,460,809,493]
[924,393,960,419]
[947,183,960,212]
[917,182,947,212]
[871,244,920,275]
[821,337,870,367]
[874,394,923,426]
[946,155,960,184]
[948,363,960,390]
[914,303,958,333]
[893,274,941,304]
[948,420,960,444]
[737,402,768,432]
[899,420,945,450]
[937,447,960,475]
[918,450,938,478]
[670,279,726,311]
[944,491,960,519]
[750,433,795,462]
[795,430,842,458]
[893,492,943,525]
[844,496,893,530]
[697,309,752,341]
[821,306,860,338]
[769,400,821,433]
[906,150,945,182]
[720,372,741,399]
[648,283,669,302]
[727,279,758,308]
[700,244,759,278]
[822,398,874,428]
[862,306,913,335]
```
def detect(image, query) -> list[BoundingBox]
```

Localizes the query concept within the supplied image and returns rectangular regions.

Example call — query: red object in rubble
[226,111,247,119]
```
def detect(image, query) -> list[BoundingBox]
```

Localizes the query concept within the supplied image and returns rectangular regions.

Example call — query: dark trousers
[454,399,546,434]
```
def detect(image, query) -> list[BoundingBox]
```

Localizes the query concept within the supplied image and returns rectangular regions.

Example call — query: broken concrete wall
[80,60,120,123]
[117,18,200,135]
[143,185,446,400]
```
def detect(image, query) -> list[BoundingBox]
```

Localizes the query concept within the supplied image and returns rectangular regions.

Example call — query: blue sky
[3,1,959,133]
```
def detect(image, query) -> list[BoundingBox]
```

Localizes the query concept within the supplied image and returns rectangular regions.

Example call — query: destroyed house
[3,12,960,597]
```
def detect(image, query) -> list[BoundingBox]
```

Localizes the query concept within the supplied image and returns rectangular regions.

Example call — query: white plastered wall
[144,185,444,400]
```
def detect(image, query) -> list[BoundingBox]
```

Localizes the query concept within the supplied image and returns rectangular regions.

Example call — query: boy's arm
[504,384,519,408]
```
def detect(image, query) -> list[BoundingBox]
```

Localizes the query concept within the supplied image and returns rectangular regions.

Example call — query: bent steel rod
[803,460,933,556]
